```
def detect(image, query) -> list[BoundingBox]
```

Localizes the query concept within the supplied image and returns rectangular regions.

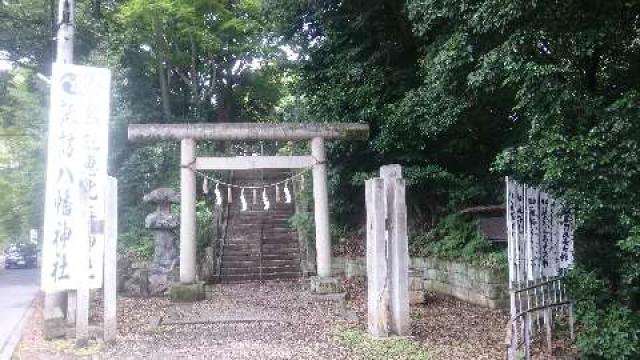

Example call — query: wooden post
[103,177,118,342]
[366,177,389,337]
[180,138,197,283]
[311,137,331,278]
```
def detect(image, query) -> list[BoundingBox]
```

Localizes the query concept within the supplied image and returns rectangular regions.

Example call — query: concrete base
[310,276,344,294]
[169,282,205,303]
[43,309,66,340]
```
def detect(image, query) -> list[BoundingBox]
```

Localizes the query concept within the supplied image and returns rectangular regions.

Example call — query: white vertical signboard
[506,178,575,282]
[41,63,111,291]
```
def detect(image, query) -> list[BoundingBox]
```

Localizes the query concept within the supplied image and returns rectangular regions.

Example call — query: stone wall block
[411,257,425,269]
[424,269,437,280]
[423,257,433,269]
[409,275,424,290]
[334,255,510,310]
[437,270,449,283]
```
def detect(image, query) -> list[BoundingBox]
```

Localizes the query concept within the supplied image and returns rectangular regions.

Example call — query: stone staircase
[219,170,302,282]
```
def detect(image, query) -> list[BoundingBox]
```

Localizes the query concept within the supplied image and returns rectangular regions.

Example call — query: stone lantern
[144,188,180,295]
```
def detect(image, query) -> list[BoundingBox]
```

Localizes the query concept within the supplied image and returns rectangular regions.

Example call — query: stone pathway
[105,281,353,359]
[15,279,512,359]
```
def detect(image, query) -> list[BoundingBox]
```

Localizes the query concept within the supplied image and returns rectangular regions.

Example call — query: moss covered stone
[169,282,205,302]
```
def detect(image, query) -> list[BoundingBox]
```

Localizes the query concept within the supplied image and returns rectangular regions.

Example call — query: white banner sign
[41,63,111,291]
[506,177,574,282]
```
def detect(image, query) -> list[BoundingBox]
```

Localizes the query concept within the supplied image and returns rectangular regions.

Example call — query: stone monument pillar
[144,188,180,295]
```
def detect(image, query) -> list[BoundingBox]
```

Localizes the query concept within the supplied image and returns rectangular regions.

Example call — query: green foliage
[568,268,640,359]
[334,327,430,360]
[118,227,154,260]
[411,214,506,270]
[196,199,214,253]
[0,69,47,245]
[575,303,640,360]
[618,226,640,309]
[114,0,281,121]
[288,169,314,244]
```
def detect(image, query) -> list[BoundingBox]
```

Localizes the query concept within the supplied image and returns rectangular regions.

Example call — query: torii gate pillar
[180,139,197,283]
[311,137,331,278]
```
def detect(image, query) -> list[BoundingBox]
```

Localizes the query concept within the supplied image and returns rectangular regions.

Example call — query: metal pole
[43,0,74,339]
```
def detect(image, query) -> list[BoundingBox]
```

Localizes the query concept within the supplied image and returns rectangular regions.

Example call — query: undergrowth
[334,327,431,360]
[410,214,507,270]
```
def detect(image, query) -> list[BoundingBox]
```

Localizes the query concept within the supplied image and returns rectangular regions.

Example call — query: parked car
[4,243,38,269]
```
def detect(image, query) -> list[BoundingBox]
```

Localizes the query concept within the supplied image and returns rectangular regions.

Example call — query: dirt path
[15,280,510,359]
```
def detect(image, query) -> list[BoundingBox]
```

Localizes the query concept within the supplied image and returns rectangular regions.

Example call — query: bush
[574,302,640,359]
[118,227,153,260]
[567,268,640,359]
[410,214,507,270]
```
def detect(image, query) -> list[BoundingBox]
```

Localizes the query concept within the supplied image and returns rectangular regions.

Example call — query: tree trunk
[190,38,200,116]
[155,26,171,121]
[158,61,171,121]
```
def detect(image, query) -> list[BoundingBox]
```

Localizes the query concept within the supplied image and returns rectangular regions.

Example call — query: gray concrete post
[75,189,89,347]
[365,165,410,337]
[387,177,410,336]
[103,177,118,342]
[311,137,331,278]
[180,139,197,283]
[366,178,390,337]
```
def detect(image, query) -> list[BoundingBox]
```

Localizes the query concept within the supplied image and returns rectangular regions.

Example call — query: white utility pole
[43,0,74,339]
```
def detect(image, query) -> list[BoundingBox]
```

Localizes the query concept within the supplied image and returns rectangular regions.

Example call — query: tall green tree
[115,0,279,122]
[0,69,47,246]
[271,1,640,357]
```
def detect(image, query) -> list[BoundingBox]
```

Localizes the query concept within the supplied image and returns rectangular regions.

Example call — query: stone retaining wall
[333,256,508,309]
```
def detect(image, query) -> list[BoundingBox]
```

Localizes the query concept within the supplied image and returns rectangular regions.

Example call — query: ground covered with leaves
[16,280,513,359]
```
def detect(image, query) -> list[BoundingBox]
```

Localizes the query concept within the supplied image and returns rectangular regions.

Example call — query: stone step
[218,272,301,283]
[230,211,293,216]
[226,233,296,241]
[220,265,300,275]
[227,222,295,232]
[224,243,298,250]
[218,168,301,283]
[229,207,293,211]
[229,218,291,224]
[226,240,298,247]
[224,242,299,249]
[230,214,292,219]
[222,259,300,268]
[223,248,300,257]
[222,254,299,262]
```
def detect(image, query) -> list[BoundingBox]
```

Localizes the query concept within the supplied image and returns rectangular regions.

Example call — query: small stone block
[169,282,205,302]
[409,290,425,305]
[310,276,344,294]
[311,291,347,312]
[43,310,66,340]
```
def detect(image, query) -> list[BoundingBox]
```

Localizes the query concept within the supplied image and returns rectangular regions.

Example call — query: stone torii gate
[128,122,369,292]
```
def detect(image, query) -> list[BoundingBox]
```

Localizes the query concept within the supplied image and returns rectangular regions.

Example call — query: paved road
[0,266,40,356]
